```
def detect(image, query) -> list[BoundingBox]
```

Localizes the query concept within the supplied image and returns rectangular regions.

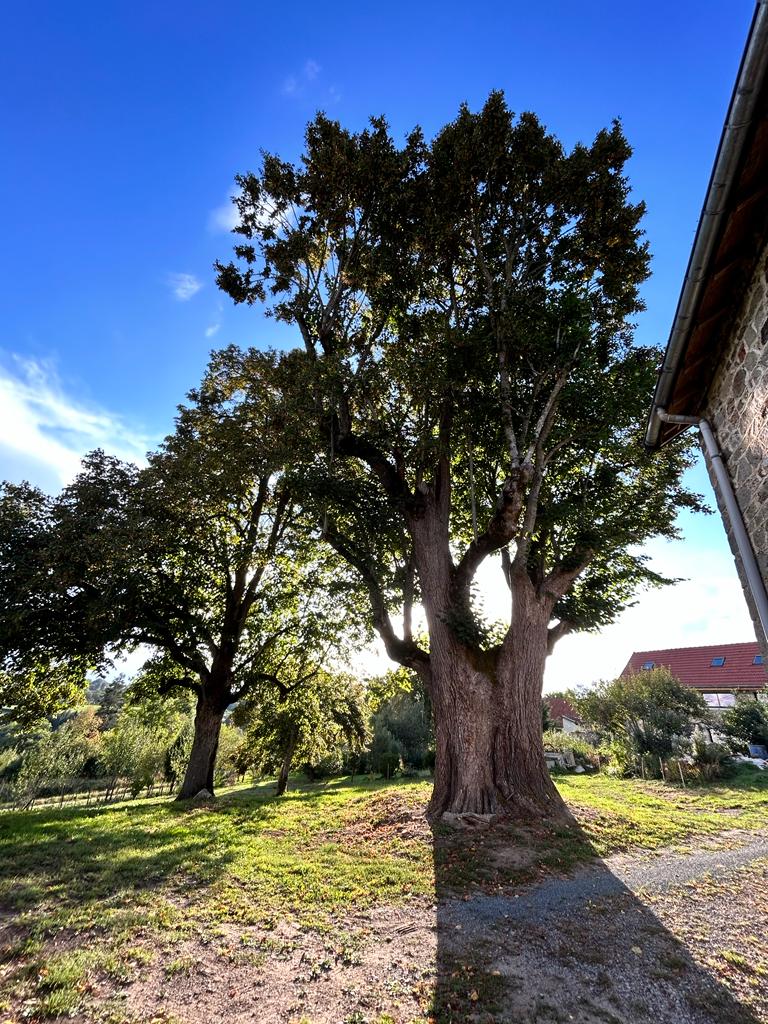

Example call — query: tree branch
[321,521,429,671]
[452,466,531,597]
[547,620,573,655]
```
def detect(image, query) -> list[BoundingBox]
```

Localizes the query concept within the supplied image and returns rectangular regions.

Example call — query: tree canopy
[215,93,704,818]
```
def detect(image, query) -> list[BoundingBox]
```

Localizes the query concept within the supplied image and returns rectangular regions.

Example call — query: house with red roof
[544,695,582,733]
[622,641,767,709]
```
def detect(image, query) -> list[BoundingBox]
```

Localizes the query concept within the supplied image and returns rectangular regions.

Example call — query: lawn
[1,768,767,1022]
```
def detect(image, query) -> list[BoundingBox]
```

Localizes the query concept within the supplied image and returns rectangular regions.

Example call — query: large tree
[0,353,355,798]
[215,94,702,822]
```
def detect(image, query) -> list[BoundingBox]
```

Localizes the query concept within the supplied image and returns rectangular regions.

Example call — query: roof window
[755,655,764,665]
[710,656,726,667]
[642,661,655,670]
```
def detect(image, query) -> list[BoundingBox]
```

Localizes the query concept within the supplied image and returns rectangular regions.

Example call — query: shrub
[688,738,732,782]
[542,730,599,767]
[720,700,768,751]
[598,737,638,777]
[574,669,707,768]
[368,725,404,778]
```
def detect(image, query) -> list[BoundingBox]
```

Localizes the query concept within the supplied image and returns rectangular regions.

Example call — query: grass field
[1,768,767,1022]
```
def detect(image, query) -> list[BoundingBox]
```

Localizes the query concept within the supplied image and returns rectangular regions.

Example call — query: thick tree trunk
[176,693,226,800]
[426,582,571,824]
[276,727,298,796]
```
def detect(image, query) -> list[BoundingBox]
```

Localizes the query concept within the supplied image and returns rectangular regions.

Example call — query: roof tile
[622,642,767,690]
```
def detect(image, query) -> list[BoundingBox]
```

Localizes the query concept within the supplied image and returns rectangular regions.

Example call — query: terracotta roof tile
[545,696,581,723]
[622,642,767,691]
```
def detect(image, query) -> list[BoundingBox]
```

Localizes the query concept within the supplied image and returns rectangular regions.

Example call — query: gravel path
[442,832,768,931]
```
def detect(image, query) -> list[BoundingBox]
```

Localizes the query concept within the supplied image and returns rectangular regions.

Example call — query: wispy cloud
[168,273,202,301]
[205,324,220,338]
[0,355,151,488]
[281,59,340,102]
[208,200,239,234]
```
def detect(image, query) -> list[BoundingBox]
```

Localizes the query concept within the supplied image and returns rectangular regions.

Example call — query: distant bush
[303,748,345,781]
[597,737,637,777]
[368,725,405,778]
[542,730,599,767]
[720,700,768,752]
[574,669,707,776]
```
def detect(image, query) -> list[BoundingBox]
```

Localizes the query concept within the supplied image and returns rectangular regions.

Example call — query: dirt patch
[116,901,437,1024]
[78,857,768,1023]
[335,791,433,845]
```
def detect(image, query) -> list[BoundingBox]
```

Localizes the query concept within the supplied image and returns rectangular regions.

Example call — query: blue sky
[0,1,759,683]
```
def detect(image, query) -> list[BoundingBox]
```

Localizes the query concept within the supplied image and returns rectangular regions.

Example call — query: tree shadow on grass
[0,776,424,921]
[430,815,764,1024]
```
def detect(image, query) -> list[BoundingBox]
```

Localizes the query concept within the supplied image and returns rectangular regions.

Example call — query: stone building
[647,2,768,658]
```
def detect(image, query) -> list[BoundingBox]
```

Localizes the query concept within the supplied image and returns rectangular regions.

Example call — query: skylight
[755,655,764,666]
[642,661,655,670]
[710,656,726,667]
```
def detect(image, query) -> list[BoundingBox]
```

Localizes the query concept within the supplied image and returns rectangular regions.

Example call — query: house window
[703,693,735,708]
[754,655,764,665]
[710,656,726,667]
[642,661,655,670]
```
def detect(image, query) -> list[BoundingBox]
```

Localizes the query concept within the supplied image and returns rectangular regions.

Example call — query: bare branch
[452,466,531,597]
[322,521,429,671]
[547,620,573,655]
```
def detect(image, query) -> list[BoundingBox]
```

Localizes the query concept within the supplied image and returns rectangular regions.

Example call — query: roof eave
[646,1,768,449]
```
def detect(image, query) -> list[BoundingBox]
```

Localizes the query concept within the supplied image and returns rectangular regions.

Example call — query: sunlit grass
[1,768,767,1019]
[557,767,768,854]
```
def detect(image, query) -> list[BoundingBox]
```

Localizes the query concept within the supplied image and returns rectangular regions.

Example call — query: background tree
[368,668,433,770]
[720,700,768,751]
[574,668,707,760]
[91,676,128,731]
[0,353,358,798]
[234,669,368,795]
[215,94,702,820]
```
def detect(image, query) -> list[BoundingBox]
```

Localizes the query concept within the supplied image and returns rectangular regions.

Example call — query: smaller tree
[368,668,433,770]
[14,707,102,805]
[93,676,128,731]
[574,668,707,762]
[235,670,368,795]
[101,683,193,796]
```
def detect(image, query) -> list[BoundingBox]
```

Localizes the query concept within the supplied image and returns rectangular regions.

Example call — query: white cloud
[281,58,336,100]
[0,355,151,489]
[205,324,220,338]
[208,200,239,234]
[168,273,202,301]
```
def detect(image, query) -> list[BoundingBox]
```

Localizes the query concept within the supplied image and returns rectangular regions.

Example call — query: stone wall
[705,240,768,661]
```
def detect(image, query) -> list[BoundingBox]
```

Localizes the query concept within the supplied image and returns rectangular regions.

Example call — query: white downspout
[656,408,768,645]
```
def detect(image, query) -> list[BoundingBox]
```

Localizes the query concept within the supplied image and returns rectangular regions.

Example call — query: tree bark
[176,692,226,799]
[415,512,570,823]
[276,726,299,796]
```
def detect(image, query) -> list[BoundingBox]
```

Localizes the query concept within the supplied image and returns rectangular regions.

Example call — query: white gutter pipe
[656,408,768,644]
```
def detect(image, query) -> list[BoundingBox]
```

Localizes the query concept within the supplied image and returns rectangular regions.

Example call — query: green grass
[1,768,767,1019]
[557,766,768,854]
